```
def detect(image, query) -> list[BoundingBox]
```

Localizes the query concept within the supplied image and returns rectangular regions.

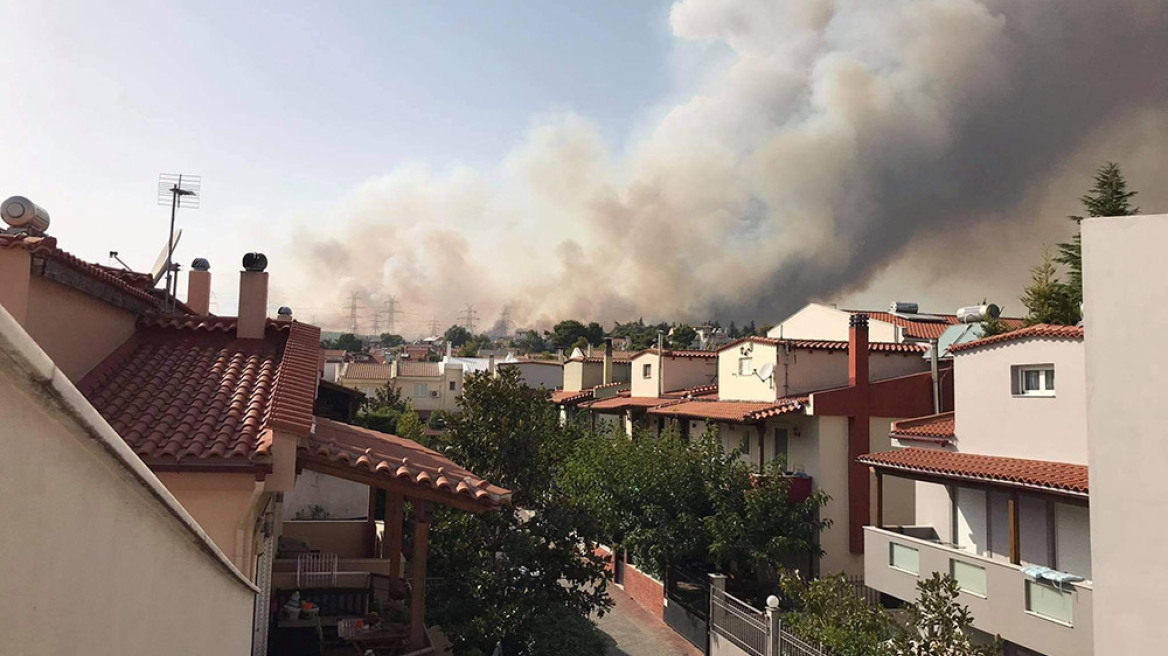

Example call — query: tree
[779,571,899,656]
[515,329,548,354]
[353,382,410,434]
[1057,162,1139,306]
[668,324,698,349]
[329,333,363,351]
[444,325,472,347]
[379,333,404,347]
[550,320,603,351]
[892,574,1001,656]
[1021,248,1079,325]
[977,299,1010,338]
[396,407,426,444]
[424,369,611,654]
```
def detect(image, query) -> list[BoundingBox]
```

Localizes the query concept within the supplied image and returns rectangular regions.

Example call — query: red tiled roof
[646,396,806,423]
[551,388,594,405]
[567,351,637,363]
[948,324,1084,354]
[719,335,926,354]
[890,412,956,444]
[341,362,393,381]
[842,310,1026,340]
[662,383,719,399]
[323,349,348,361]
[633,348,718,359]
[859,448,1088,496]
[587,396,676,412]
[79,318,321,466]
[1,234,162,308]
[397,361,441,377]
[303,418,509,510]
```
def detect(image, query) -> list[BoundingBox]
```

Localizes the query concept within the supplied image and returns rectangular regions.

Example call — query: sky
[3,0,1167,336]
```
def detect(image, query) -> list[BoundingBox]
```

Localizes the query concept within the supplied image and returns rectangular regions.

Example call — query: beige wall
[953,339,1087,463]
[768,303,901,343]
[719,341,779,401]
[502,361,562,389]
[281,520,371,559]
[284,471,370,520]
[719,342,927,402]
[23,276,138,382]
[631,353,717,397]
[0,320,255,656]
[1082,213,1168,655]
[156,471,265,577]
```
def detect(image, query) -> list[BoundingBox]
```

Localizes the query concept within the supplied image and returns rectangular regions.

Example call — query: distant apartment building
[497,357,564,389]
[769,302,1024,344]
[337,360,464,417]
[862,325,1091,656]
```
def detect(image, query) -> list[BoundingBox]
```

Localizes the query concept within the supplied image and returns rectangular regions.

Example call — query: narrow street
[593,586,703,656]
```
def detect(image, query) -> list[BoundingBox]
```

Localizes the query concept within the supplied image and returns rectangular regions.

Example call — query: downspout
[656,332,664,398]
[929,337,940,414]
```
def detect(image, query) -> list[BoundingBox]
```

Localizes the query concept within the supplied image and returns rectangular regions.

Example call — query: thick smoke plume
[286,0,1168,334]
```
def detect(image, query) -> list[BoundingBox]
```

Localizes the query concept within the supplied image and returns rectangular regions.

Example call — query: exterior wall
[813,416,860,575]
[953,339,1087,463]
[718,341,778,401]
[633,353,718,397]
[865,527,1092,656]
[719,343,926,402]
[768,303,901,343]
[564,360,631,392]
[869,417,915,527]
[284,470,370,520]
[156,471,264,577]
[1082,214,1168,656]
[563,360,586,391]
[915,481,953,543]
[23,276,138,382]
[502,361,562,389]
[631,352,661,397]
[595,545,665,619]
[0,323,255,656]
[281,520,370,559]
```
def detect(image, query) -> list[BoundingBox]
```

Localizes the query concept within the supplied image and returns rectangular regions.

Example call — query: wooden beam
[873,467,884,529]
[410,500,432,650]
[367,486,378,558]
[757,426,765,472]
[1008,491,1021,565]
[387,493,404,579]
[298,457,497,514]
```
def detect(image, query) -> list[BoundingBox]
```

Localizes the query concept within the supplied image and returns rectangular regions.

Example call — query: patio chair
[298,552,339,588]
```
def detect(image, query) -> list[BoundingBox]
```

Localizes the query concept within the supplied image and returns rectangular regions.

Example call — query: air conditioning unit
[430,390,439,397]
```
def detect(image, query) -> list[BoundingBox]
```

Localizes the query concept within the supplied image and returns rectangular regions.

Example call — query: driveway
[593,586,703,656]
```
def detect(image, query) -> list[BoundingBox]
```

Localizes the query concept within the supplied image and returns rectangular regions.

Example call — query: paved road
[593,586,703,656]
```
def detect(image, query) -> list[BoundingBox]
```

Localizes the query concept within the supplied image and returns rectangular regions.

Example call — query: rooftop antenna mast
[157,173,200,312]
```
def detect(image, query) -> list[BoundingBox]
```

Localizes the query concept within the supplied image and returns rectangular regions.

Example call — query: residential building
[337,358,464,418]
[497,356,564,389]
[551,343,634,423]
[768,301,1024,344]
[1082,213,1168,655]
[862,324,1091,656]
[586,348,718,434]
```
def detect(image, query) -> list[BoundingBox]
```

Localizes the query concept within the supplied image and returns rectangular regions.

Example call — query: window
[1027,580,1073,625]
[1013,365,1055,397]
[890,543,919,575]
[739,357,753,376]
[741,430,751,455]
[772,428,789,465]
[643,363,652,379]
[951,560,987,598]
[413,383,428,397]
[449,381,456,391]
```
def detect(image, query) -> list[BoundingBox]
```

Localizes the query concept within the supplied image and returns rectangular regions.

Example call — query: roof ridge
[949,324,1083,354]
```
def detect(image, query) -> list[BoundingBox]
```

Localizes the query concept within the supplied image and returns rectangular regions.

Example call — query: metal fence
[710,586,769,656]
[775,626,831,656]
[845,574,882,607]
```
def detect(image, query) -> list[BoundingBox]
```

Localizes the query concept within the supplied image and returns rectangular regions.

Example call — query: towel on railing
[1021,565,1084,589]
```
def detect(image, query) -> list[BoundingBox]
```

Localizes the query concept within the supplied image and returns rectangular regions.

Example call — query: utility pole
[385,295,399,334]
[428,317,440,337]
[459,304,478,333]
[498,306,513,338]
[371,308,380,337]
[348,292,360,335]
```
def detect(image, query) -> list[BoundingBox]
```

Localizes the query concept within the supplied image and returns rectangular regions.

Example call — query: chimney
[602,338,613,385]
[237,253,269,340]
[277,306,293,322]
[848,313,869,390]
[187,258,211,315]
[445,340,452,359]
[847,312,871,556]
[488,353,496,375]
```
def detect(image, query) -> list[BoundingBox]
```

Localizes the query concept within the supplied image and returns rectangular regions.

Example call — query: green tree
[892,574,1001,656]
[550,320,603,351]
[668,324,698,349]
[379,333,405,347]
[424,369,611,654]
[1057,162,1139,306]
[353,382,409,434]
[396,407,426,444]
[444,325,473,347]
[515,329,548,354]
[331,333,363,351]
[977,299,1010,338]
[779,571,899,656]
[1022,248,1079,325]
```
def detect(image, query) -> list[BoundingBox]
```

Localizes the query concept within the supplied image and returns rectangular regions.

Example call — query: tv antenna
[158,173,201,311]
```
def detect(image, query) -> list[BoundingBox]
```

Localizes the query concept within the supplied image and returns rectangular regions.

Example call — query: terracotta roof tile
[303,418,509,510]
[859,448,1088,496]
[1,234,162,308]
[948,324,1083,354]
[551,388,593,405]
[587,396,676,412]
[844,310,1026,340]
[890,412,956,444]
[662,383,719,399]
[633,348,718,359]
[719,335,926,355]
[567,351,637,363]
[341,362,393,381]
[646,396,806,423]
[397,361,441,377]
[79,318,320,466]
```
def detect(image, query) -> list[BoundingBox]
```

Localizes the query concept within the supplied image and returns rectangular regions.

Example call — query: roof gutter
[0,304,260,594]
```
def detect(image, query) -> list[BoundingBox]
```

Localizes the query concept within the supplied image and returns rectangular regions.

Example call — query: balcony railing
[864,526,1093,656]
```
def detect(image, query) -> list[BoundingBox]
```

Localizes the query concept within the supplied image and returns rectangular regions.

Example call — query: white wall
[953,338,1087,463]
[1082,214,1168,656]
[632,353,717,398]
[769,303,901,343]
[283,471,370,520]
[503,362,562,389]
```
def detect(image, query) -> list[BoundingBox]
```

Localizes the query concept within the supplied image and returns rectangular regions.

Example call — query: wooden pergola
[297,418,510,650]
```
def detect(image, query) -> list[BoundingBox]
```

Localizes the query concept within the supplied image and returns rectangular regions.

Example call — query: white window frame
[1013,364,1055,397]
[738,357,753,376]
[642,363,652,379]
[413,383,428,397]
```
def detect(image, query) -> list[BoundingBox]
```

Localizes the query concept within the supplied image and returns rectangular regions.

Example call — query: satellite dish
[150,228,183,285]
[757,362,775,381]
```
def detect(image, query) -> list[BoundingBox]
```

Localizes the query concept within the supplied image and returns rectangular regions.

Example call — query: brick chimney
[186,258,211,315]
[847,313,871,555]
[602,338,613,385]
[237,253,269,340]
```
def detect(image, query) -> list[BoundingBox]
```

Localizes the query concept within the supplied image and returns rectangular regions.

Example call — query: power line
[385,295,399,334]
[428,317,440,336]
[498,305,513,337]
[348,292,359,335]
[459,304,478,333]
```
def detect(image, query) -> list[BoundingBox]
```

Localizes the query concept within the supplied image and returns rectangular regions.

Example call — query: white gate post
[766,595,781,656]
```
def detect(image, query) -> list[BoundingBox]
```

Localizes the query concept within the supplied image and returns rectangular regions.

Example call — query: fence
[708,576,834,656]
[845,574,882,607]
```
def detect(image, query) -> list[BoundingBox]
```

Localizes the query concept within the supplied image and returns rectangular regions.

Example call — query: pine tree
[1022,248,1079,326]
[978,299,1009,337]
[1056,162,1138,306]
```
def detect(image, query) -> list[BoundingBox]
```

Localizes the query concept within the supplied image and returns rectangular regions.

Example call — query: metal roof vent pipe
[237,252,269,340]
[277,306,294,322]
[186,258,212,315]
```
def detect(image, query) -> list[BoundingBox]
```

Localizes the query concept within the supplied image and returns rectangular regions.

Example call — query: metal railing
[845,574,882,607]
[775,626,831,656]
[710,586,769,656]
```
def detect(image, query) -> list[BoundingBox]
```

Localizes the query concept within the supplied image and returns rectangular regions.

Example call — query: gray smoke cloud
[284,0,1168,334]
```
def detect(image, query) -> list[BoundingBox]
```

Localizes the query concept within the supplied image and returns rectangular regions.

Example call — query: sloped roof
[844,310,1026,340]
[632,348,718,359]
[890,412,956,444]
[551,388,594,405]
[662,383,719,398]
[301,418,509,512]
[859,448,1088,496]
[342,362,393,381]
[587,396,676,412]
[78,317,320,467]
[397,361,441,377]
[566,351,637,363]
[719,335,927,355]
[948,324,1084,354]
[646,396,807,423]
[1,234,162,308]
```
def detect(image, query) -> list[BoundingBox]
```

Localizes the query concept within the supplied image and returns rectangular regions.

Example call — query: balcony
[864,526,1093,656]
